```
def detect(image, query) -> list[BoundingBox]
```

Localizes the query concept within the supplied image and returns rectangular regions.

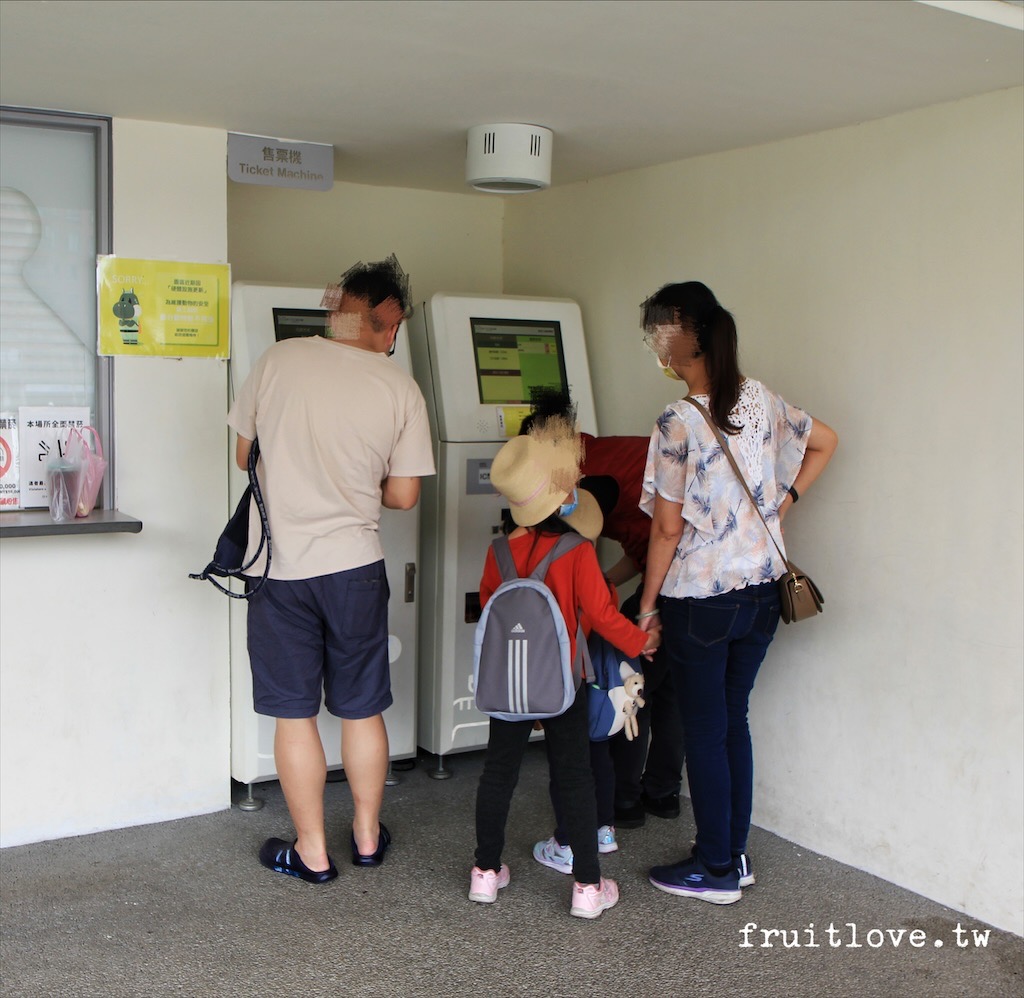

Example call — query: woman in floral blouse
[637,281,838,905]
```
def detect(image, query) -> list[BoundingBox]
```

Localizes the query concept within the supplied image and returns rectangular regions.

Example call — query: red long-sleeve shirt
[580,433,651,574]
[479,530,648,663]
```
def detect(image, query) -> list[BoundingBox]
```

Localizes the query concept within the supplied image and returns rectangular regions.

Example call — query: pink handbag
[64,426,107,517]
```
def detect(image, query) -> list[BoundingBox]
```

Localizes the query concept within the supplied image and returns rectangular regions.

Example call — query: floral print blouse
[640,378,811,600]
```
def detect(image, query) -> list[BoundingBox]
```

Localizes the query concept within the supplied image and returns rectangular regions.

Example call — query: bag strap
[81,425,104,459]
[530,531,588,580]
[491,531,587,582]
[682,397,791,570]
[240,438,272,585]
[491,535,517,582]
[203,438,272,599]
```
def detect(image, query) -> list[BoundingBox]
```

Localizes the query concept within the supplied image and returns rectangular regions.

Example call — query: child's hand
[640,625,661,660]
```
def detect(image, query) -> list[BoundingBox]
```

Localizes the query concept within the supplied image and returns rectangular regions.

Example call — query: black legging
[548,738,615,841]
[610,587,684,805]
[474,684,601,884]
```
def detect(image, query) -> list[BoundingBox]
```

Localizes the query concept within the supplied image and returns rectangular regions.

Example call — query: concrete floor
[1,745,1021,997]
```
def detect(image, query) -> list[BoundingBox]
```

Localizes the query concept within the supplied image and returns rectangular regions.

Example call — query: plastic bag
[63,426,107,517]
[47,455,82,522]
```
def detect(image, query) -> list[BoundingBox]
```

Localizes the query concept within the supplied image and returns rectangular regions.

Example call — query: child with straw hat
[468,420,659,919]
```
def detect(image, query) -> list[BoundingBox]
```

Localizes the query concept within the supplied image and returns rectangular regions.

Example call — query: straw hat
[490,433,582,528]
[561,488,603,541]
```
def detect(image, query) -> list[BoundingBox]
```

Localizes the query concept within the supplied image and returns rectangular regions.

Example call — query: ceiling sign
[228,132,334,191]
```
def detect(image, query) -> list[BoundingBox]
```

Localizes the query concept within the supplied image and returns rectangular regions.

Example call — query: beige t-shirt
[227,336,435,580]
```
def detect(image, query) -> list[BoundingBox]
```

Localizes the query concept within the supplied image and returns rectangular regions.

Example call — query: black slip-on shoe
[642,792,681,819]
[351,822,391,866]
[258,837,338,884]
[613,801,646,829]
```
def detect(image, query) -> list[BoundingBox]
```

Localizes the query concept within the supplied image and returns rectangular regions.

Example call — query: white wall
[0,120,231,845]
[226,179,504,304]
[503,87,1024,934]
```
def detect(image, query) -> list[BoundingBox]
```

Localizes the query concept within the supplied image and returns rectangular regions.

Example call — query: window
[0,107,113,514]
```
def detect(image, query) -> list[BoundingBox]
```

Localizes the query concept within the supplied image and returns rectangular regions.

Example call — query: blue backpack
[587,632,645,741]
[473,533,591,721]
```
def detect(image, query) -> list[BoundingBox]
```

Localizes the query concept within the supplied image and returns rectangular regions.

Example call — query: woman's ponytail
[703,305,742,434]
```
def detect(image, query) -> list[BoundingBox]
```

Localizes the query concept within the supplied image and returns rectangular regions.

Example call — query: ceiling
[1,0,1021,194]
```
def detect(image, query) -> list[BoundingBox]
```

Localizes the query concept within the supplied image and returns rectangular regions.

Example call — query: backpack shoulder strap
[577,622,594,684]
[491,535,519,582]
[528,531,587,581]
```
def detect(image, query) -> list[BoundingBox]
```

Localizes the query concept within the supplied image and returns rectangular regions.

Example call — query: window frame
[0,106,114,513]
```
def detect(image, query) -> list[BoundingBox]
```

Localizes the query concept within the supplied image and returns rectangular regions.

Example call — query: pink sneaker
[570,877,619,919]
[469,864,510,903]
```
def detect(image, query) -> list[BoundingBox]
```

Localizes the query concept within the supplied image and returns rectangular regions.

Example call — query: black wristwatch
[788,485,800,503]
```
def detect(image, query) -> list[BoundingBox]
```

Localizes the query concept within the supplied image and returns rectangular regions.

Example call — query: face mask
[558,488,579,518]
[657,356,683,381]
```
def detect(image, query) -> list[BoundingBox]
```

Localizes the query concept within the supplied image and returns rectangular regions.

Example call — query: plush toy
[611,662,646,741]
[588,635,646,741]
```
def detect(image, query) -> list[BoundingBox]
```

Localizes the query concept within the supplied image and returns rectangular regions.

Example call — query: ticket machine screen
[273,307,329,341]
[470,317,569,405]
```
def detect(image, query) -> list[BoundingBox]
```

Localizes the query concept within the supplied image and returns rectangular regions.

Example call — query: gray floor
[1,744,1021,998]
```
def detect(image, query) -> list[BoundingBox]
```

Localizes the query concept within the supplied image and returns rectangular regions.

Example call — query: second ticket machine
[408,293,597,773]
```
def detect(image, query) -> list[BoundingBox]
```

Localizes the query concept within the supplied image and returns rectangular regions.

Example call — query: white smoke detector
[466,123,553,193]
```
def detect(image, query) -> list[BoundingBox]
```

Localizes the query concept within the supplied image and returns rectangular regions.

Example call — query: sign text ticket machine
[408,293,597,775]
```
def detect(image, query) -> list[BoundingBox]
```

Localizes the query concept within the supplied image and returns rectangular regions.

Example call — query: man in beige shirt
[228,256,435,882]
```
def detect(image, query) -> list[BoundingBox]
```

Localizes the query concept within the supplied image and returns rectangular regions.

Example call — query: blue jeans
[659,581,780,869]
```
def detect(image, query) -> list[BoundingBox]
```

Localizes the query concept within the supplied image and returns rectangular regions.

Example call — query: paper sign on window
[97,257,230,358]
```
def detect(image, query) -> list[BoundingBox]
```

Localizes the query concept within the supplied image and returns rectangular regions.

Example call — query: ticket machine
[408,293,596,774]
[228,282,420,787]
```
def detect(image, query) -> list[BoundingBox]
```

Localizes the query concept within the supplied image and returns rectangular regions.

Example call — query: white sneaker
[570,877,619,919]
[468,864,510,903]
[597,825,618,854]
[533,837,574,874]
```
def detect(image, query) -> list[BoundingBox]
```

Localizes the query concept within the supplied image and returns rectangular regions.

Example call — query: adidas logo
[510,623,526,634]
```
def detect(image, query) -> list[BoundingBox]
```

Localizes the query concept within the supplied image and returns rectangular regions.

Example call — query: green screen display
[471,318,569,405]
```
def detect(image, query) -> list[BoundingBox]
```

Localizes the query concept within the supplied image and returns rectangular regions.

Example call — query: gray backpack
[473,532,590,722]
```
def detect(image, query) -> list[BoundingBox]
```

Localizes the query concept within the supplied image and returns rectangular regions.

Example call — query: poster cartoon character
[112,289,141,346]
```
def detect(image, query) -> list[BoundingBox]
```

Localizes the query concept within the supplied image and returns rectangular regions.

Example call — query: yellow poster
[97,257,230,358]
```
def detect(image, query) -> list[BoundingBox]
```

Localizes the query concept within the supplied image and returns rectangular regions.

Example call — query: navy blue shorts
[246,560,393,719]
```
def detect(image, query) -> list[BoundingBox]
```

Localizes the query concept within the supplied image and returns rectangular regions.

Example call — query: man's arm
[235,434,253,471]
[381,475,421,510]
[604,552,640,589]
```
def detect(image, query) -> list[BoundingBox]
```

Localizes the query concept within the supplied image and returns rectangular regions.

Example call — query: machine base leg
[237,783,265,811]
[427,755,453,780]
[385,764,401,787]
